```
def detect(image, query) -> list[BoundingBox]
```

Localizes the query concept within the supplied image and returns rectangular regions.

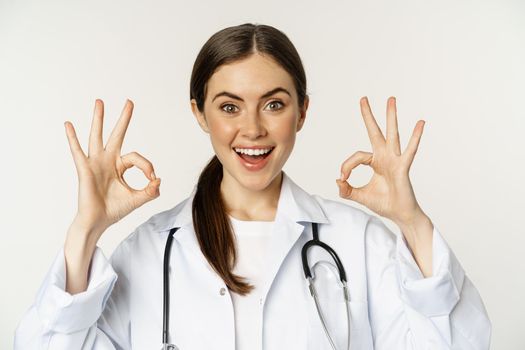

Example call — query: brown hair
[189,23,308,295]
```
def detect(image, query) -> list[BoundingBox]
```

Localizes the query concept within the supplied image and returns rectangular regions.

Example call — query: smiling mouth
[233,147,275,163]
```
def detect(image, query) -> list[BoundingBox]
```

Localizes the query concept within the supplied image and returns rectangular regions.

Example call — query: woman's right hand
[64,99,161,236]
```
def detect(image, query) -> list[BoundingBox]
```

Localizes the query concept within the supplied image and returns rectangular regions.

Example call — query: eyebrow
[211,87,291,103]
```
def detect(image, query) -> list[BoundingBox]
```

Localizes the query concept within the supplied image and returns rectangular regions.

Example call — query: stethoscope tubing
[301,229,348,282]
[162,223,350,350]
[162,227,179,350]
[302,222,351,350]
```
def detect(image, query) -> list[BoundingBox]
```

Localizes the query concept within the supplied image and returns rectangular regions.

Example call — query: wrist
[394,207,427,231]
[71,215,106,236]
[66,217,104,251]
[395,210,433,250]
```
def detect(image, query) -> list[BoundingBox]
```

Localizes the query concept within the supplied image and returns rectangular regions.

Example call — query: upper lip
[233,145,275,149]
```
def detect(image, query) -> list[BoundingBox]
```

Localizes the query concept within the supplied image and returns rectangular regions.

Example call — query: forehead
[205,53,296,101]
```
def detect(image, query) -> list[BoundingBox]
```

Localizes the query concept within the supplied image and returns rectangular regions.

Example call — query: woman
[15,23,490,349]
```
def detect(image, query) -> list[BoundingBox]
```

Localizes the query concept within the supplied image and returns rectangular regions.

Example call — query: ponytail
[189,23,308,295]
[191,155,255,295]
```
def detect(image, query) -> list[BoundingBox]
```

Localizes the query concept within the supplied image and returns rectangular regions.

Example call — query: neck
[220,171,283,221]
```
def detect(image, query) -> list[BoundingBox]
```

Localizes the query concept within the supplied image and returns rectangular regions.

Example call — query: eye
[266,100,284,111]
[220,103,239,114]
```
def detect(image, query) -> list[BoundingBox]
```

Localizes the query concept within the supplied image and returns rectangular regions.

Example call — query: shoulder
[110,194,192,258]
[311,194,397,249]
[311,194,371,228]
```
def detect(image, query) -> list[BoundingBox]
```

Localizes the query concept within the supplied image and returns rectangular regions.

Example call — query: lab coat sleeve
[14,240,131,350]
[364,215,491,350]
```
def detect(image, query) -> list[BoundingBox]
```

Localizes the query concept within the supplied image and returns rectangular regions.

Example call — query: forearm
[395,210,434,277]
[64,217,105,294]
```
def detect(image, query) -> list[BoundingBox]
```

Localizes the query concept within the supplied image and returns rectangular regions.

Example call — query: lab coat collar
[153,170,331,304]
[153,170,330,234]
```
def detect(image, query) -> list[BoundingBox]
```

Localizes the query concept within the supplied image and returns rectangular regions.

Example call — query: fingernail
[151,171,156,180]
[340,172,344,181]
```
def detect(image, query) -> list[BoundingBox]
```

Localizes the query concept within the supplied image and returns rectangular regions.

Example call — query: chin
[239,174,273,191]
[234,169,282,191]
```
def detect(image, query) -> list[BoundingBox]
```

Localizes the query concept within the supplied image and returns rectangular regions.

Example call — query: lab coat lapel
[259,171,330,305]
[153,188,236,350]
[154,185,199,254]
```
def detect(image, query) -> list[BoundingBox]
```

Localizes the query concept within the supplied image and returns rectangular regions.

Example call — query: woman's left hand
[336,96,426,227]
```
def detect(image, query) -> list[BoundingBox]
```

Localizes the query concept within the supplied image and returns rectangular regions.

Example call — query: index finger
[360,96,385,150]
[105,99,134,153]
[64,121,87,173]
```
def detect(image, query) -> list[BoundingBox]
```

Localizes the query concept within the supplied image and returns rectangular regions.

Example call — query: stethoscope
[161,222,351,350]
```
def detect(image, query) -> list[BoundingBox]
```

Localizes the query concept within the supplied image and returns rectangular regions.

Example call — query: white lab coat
[14,171,491,349]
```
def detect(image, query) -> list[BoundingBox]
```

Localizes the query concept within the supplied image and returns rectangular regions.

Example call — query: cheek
[207,119,236,145]
[269,118,297,144]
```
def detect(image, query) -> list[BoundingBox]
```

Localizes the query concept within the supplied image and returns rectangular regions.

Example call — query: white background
[1,0,523,348]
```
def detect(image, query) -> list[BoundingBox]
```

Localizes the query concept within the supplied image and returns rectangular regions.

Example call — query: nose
[241,111,267,139]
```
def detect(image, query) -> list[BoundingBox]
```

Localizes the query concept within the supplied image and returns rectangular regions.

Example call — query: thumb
[336,178,364,205]
[133,178,161,207]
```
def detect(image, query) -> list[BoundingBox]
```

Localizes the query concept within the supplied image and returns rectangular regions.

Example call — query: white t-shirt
[228,215,275,350]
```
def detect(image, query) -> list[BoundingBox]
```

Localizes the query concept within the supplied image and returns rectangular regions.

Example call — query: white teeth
[234,147,273,156]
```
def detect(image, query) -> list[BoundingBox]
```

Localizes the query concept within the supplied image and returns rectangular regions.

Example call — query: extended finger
[402,120,425,166]
[386,96,401,155]
[339,150,373,182]
[88,99,104,157]
[120,151,157,182]
[105,99,134,152]
[360,97,385,150]
[64,121,87,171]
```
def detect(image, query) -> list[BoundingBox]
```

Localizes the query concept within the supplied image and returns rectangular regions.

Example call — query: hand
[336,96,425,226]
[64,99,161,234]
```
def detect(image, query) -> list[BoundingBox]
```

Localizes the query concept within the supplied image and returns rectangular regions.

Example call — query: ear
[296,95,309,132]
[191,99,210,133]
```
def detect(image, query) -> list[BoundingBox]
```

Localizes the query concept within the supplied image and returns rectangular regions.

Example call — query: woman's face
[191,53,308,192]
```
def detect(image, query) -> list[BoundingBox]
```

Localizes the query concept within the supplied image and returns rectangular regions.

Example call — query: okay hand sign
[64,99,161,234]
[336,97,426,226]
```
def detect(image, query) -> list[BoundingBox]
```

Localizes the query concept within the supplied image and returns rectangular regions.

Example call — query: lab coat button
[219,287,226,295]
